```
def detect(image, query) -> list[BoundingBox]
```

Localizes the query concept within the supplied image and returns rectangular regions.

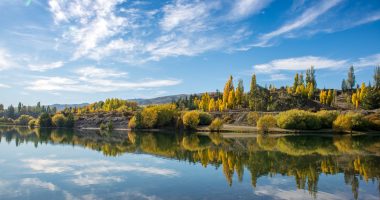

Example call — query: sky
[0,0,380,106]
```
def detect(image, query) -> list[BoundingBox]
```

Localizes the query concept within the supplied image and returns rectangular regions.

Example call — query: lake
[0,126,379,200]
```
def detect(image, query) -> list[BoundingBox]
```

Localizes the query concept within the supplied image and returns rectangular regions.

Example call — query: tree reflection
[0,126,379,200]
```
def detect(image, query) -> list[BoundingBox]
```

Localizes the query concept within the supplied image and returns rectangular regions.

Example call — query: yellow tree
[227,90,235,109]
[326,90,333,106]
[208,98,216,112]
[223,75,234,105]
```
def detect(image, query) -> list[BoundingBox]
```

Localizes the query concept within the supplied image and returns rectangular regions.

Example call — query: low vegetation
[333,112,369,132]
[277,109,321,130]
[182,111,200,130]
[257,115,277,132]
[209,118,223,132]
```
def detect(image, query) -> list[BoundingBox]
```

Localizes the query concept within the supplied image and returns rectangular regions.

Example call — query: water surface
[0,126,379,200]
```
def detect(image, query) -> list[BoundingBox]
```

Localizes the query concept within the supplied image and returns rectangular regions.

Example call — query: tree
[7,105,15,119]
[341,79,348,92]
[17,102,22,113]
[249,74,258,111]
[182,111,200,130]
[227,90,235,109]
[293,73,299,93]
[326,90,334,106]
[208,98,216,111]
[307,83,314,99]
[374,65,380,89]
[306,66,316,88]
[347,66,356,90]
[223,75,234,105]
[235,79,244,107]
[38,112,52,127]
[0,104,3,112]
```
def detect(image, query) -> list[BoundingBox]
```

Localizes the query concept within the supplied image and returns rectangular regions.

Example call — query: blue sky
[0,0,380,106]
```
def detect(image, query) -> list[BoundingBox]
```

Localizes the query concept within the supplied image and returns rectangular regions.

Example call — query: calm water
[0,126,379,200]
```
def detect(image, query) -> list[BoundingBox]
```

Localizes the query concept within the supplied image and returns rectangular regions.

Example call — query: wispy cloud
[255,0,342,47]
[228,0,272,20]
[25,66,181,93]
[354,53,380,68]
[253,56,347,73]
[0,48,16,71]
[20,178,57,191]
[159,0,219,32]
[22,158,179,187]
[0,83,11,88]
[28,61,64,72]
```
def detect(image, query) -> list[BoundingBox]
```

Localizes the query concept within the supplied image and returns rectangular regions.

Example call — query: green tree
[374,65,380,89]
[306,66,316,88]
[38,112,52,127]
[249,74,257,111]
[347,66,356,90]
[341,79,348,92]
[235,79,244,108]
[7,105,15,119]
[293,73,299,93]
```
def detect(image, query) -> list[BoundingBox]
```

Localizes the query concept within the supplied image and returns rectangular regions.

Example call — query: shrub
[182,111,200,130]
[100,121,113,131]
[199,112,212,125]
[52,114,67,127]
[128,116,137,129]
[65,113,75,128]
[209,118,223,132]
[365,113,380,131]
[141,107,158,128]
[14,115,34,125]
[277,109,321,130]
[38,113,52,127]
[0,117,13,124]
[257,115,277,132]
[155,104,178,127]
[247,112,260,126]
[333,112,369,132]
[316,110,339,128]
[28,119,37,128]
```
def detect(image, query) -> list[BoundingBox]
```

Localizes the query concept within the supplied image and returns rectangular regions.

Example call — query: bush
[277,109,321,130]
[247,112,260,126]
[52,114,67,127]
[333,112,369,132]
[0,117,13,124]
[182,111,200,130]
[65,113,75,128]
[128,116,137,129]
[28,119,37,128]
[257,115,277,132]
[365,113,380,131]
[141,107,158,128]
[100,120,113,131]
[199,112,212,125]
[209,118,223,132]
[316,110,339,128]
[14,115,34,125]
[38,113,52,127]
[155,104,178,127]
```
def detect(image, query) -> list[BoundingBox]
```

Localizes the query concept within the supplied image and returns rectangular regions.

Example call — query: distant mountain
[50,103,89,111]
[49,94,193,110]
[129,94,190,105]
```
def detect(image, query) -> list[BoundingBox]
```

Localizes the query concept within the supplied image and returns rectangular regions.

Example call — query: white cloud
[28,61,64,72]
[268,74,289,81]
[0,48,15,71]
[254,185,349,200]
[75,66,127,80]
[0,83,11,88]
[254,56,347,73]
[22,158,178,187]
[25,66,181,93]
[159,0,218,32]
[20,178,57,191]
[256,0,342,46]
[228,0,272,20]
[72,175,122,186]
[354,53,380,68]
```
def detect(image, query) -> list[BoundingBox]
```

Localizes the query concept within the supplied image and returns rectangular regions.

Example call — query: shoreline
[2,124,379,136]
